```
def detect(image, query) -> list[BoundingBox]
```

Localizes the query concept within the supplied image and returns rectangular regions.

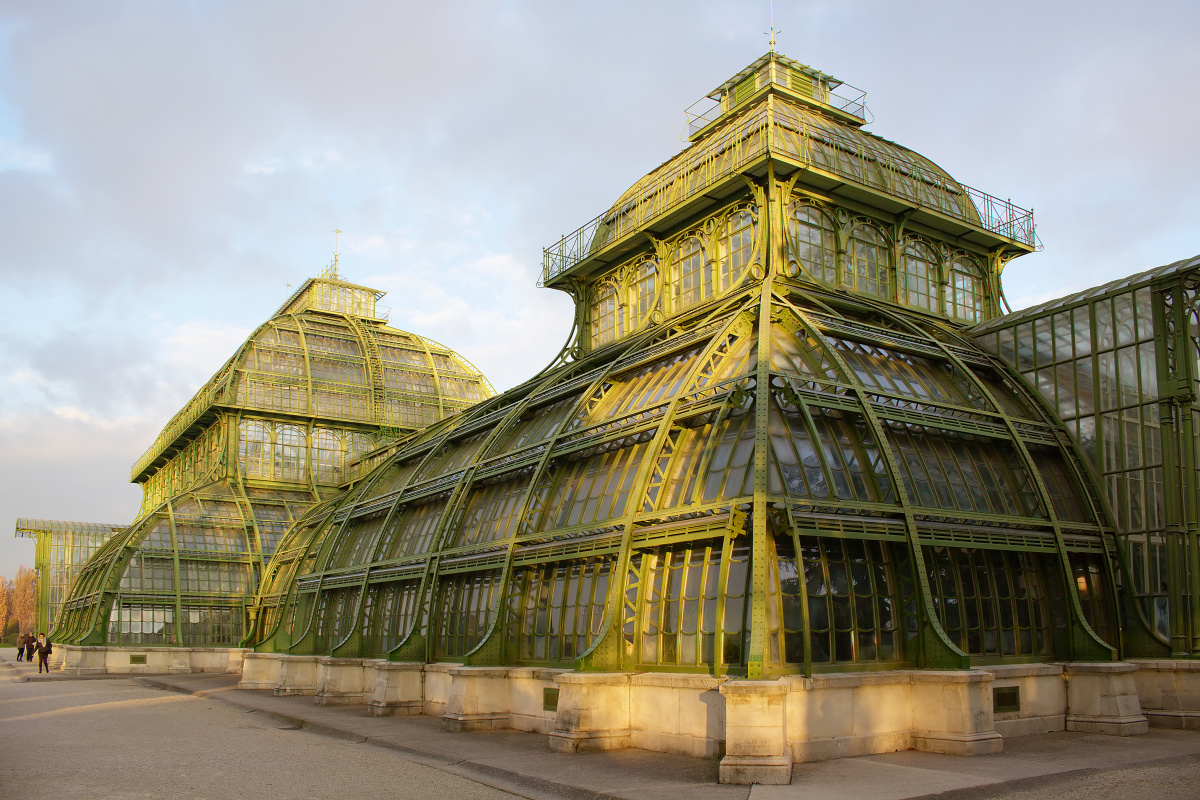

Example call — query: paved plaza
[2,651,1199,800]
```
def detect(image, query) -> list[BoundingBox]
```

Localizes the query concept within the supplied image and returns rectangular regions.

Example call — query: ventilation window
[993,685,1020,713]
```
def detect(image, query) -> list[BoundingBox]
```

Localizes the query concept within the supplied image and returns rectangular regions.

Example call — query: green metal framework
[15,519,124,634]
[245,53,1126,675]
[973,254,1200,657]
[50,269,495,647]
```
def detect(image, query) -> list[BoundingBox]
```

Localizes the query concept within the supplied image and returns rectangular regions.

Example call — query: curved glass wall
[53,275,496,648]
[251,266,1115,674]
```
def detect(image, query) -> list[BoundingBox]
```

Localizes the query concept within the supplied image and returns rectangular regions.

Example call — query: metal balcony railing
[542,107,1034,286]
[130,382,221,480]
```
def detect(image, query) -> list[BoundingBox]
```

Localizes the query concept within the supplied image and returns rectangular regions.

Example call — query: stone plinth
[719,680,792,785]
[507,668,569,734]
[226,648,250,674]
[367,661,425,717]
[550,672,632,753]
[910,670,1003,755]
[315,657,369,706]
[423,663,454,717]
[60,645,107,676]
[1065,662,1148,735]
[986,663,1066,737]
[786,672,913,762]
[631,673,727,758]
[1131,660,1200,730]
[273,654,320,696]
[442,666,513,732]
[239,652,283,690]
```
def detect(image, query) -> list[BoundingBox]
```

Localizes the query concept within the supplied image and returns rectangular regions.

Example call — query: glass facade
[49,51,1200,673]
[240,52,1161,675]
[974,255,1200,654]
[50,273,495,648]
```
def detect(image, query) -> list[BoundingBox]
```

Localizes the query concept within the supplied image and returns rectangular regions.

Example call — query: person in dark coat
[24,633,36,663]
[35,634,52,674]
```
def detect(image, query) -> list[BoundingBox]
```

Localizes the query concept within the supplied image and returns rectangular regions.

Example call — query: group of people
[14,632,52,673]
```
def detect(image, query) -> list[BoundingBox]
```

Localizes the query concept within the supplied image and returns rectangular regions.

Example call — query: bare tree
[0,575,9,641]
[12,566,36,636]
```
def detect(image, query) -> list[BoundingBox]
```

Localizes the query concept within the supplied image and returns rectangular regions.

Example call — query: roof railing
[129,381,221,480]
[542,111,1034,285]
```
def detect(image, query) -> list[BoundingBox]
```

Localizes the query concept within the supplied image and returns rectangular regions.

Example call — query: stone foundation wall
[1131,660,1200,730]
[59,645,247,676]
[225,656,1178,785]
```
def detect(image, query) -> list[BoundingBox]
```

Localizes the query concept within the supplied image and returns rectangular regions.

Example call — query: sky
[1,0,1197,578]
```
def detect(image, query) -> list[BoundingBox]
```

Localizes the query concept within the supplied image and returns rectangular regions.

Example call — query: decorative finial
[766,0,779,52]
[326,228,343,280]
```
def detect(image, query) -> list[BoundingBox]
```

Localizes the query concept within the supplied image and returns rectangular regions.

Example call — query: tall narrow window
[674,236,710,310]
[631,260,658,329]
[720,209,757,290]
[789,203,836,283]
[901,238,939,312]
[946,254,986,323]
[276,424,307,481]
[238,419,272,478]
[845,222,889,299]
[590,283,622,350]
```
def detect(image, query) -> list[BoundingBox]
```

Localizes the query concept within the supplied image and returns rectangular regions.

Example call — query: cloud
[0,138,52,172]
[0,0,1198,576]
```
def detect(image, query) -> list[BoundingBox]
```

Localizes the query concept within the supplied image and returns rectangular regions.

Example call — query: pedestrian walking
[24,633,35,663]
[15,632,25,661]
[35,633,52,674]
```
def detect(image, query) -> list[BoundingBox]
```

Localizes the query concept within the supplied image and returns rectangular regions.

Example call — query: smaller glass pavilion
[49,267,495,648]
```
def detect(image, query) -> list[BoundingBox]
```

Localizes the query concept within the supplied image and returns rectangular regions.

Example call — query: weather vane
[766,0,779,52]
[328,228,342,279]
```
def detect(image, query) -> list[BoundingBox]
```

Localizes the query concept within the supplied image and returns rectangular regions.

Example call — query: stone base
[1065,662,1148,736]
[367,699,423,717]
[718,755,793,785]
[913,730,1004,756]
[1144,710,1200,730]
[994,714,1066,737]
[549,729,633,753]
[314,692,367,706]
[793,731,911,763]
[632,729,724,759]
[239,652,283,690]
[1067,715,1150,735]
[442,712,510,732]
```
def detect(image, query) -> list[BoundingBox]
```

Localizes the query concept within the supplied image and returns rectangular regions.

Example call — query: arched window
[719,209,757,290]
[901,238,940,312]
[845,222,890,299]
[590,283,622,349]
[673,236,710,310]
[631,260,658,329]
[946,254,986,323]
[238,419,272,479]
[277,424,307,481]
[788,203,836,283]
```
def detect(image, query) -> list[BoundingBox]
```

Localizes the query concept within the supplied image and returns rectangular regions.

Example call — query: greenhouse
[42,51,1199,784]
[250,52,1120,676]
[47,267,494,658]
[15,518,125,633]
